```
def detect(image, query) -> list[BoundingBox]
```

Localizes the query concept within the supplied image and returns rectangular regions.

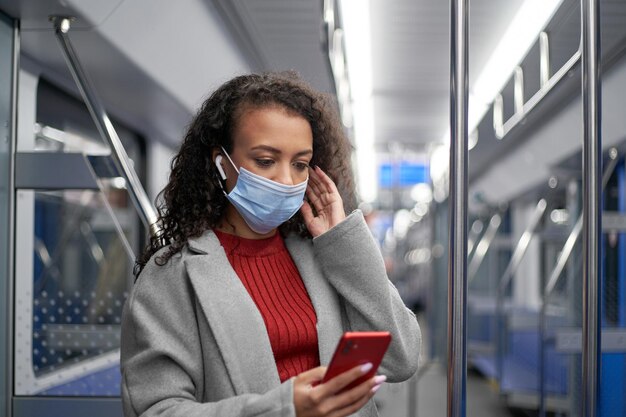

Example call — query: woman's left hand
[301,166,346,238]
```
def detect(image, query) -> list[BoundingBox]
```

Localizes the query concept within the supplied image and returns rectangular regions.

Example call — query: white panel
[67,0,251,112]
[16,67,38,152]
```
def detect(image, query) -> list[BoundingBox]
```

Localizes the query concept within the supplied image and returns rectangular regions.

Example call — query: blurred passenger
[121,72,421,417]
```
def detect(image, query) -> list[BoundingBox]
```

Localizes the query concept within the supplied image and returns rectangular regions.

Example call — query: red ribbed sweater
[214,230,320,382]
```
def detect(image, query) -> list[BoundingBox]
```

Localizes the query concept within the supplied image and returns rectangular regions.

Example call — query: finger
[307,172,325,200]
[296,366,327,385]
[314,166,340,195]
[306,187,324,213]
[300,201,314,224]
[326,377,380,417]
[328,389,375,417]
[308,167,331,198]
[317,363,371,397]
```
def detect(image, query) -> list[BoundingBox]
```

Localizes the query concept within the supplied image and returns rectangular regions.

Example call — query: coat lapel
[284,236,344,366]
[184,230,280,393]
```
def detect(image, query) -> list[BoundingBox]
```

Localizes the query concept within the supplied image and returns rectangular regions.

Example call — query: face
[216,106,313,190]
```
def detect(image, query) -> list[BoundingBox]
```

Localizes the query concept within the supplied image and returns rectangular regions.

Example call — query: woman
[121,72,421,417]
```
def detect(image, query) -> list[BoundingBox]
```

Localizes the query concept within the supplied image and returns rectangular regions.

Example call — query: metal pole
[581,0,602,414]
[50,17,160,237]
[447,0,468,416]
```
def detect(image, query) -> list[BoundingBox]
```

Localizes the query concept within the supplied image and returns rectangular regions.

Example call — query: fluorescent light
[340,0,373,98]
[340,0,377,202]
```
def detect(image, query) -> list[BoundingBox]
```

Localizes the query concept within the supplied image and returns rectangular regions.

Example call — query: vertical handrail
[581,0,602,414]
[50,17,160,238]
[496,199,547,386]
[448,0,468,416]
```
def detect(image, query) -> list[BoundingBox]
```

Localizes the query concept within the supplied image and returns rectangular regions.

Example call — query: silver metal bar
[602,148,619,188]
[556,328,626,353]
[539,32,550,88]
[514,66,524,114]
[468,214,501,282]
[501,49,581,138]
[498,200,547,294]
[601,211,626,232]
[545,215,583,296]
[448,0,468,415]
[581,0,602,414]
[51,17,159,237]
[79,221,105,265]
[5,20,19,417]
[493,94,504,139]
[467,219,484,256]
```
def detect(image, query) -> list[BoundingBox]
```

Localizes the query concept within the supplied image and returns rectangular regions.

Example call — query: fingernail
[360,363,373,373]
[374,375,387,384]
[371,384,381,393]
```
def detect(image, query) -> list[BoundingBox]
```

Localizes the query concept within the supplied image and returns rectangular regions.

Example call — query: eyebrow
[250,145,313,157]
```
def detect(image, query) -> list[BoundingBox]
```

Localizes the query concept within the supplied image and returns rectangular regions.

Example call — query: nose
[274,164,295,185]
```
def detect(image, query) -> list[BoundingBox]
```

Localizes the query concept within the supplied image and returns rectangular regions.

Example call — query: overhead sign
[379,162,429,188]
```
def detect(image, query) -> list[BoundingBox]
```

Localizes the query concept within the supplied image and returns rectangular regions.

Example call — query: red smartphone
[321,331,391,391]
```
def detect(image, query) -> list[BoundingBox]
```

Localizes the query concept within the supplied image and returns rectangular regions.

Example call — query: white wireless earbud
[215,155,227,180]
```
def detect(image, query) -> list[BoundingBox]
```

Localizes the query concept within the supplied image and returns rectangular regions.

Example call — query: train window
[13,78,146,397]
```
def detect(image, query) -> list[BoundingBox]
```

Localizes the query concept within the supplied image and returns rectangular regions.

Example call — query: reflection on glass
[30,189,134,395]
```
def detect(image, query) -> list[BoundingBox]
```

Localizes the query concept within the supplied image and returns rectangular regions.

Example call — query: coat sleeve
[120,253,295,417]
[312,210,421,382]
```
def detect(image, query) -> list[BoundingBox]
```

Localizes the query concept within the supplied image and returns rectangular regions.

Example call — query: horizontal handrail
[51,16,160,238]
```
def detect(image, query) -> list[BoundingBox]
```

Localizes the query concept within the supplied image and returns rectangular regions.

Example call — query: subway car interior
[0,0,625,416]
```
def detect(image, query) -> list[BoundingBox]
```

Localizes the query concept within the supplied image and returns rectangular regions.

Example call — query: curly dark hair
[134,72,356,276]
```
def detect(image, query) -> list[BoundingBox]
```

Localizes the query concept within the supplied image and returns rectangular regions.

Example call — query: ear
[214,155,227,180]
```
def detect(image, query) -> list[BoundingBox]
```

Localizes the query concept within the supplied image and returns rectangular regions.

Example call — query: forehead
[231,105,313,150]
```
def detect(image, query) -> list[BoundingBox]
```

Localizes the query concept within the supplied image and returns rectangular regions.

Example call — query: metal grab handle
[448,0,469,416]
[51,17,160,238]
[580,0,602,414]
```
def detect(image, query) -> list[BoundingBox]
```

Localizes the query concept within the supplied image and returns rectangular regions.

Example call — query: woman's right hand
[293,364,386,417]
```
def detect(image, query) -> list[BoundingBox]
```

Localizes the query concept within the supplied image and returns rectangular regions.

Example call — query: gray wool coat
[121,210,421,417]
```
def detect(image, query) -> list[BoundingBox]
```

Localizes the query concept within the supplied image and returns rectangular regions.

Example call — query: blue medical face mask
[216,147,308,234]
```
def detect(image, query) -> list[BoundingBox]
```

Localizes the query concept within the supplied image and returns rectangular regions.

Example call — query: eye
[255,159,274,168]
[293,161,310,171]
